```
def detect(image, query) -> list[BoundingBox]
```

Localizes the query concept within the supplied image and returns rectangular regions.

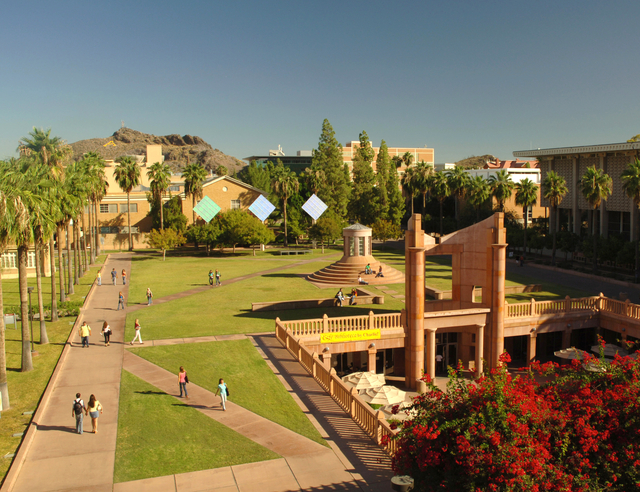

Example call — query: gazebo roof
[344,223,371,231]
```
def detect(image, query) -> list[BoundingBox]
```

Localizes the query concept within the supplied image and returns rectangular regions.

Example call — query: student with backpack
[72,393,87,434]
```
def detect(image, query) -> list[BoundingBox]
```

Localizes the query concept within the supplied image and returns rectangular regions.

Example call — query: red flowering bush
[390,350,640,491]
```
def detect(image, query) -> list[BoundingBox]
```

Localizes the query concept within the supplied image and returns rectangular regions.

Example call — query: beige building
[97,145,267,249]
[341,142,434,175]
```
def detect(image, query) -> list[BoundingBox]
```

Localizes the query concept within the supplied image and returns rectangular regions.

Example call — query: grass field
[0,256,105,484]
[113,370,279,483]
[130,340,327,447]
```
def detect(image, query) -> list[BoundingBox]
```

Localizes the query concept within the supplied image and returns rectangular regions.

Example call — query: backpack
[73,400,83,415]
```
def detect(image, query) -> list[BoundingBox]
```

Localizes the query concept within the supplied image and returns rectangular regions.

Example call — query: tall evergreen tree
[348,131,377,224]
[311,119,351,218]
[113,156,141,251]
[374,141,390,222]
[378,141,405,226]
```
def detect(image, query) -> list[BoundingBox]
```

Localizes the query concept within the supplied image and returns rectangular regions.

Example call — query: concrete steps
[307,261,404,286]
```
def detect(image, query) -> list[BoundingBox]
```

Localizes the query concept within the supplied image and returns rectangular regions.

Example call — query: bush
[390,350,640,491]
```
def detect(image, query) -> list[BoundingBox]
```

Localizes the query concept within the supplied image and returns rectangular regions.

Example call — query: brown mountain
[70,127,246,174]
[455,154,498,169]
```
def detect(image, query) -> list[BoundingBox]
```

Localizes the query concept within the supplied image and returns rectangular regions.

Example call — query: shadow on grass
[134,390,166,396]
[262,273,308,279]
[234,305,401,322]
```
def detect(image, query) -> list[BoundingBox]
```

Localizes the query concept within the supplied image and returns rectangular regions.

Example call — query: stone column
[475,324,485,376]
[572,158,580,235]
[527,332,537,365]
[490,243,507,368]
[405,213,425,392]
[425,328,436,382]
[322,350,332,369]
[368,345,377,374]
[562,324,572,349]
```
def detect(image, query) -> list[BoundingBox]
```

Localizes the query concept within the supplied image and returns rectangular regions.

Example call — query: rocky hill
[455,154,498,169]
[70,128,246,174]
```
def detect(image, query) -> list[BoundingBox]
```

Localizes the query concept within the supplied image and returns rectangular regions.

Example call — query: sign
[320,329,381,344]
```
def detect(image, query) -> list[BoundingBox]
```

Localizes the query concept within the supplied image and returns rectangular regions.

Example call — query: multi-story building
[514,141,640,240]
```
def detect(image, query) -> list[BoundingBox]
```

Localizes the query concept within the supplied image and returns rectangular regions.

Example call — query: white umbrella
[360,385,406,406]
[590,344,629,358]
[342,372,385,391]
[554,347,591,360]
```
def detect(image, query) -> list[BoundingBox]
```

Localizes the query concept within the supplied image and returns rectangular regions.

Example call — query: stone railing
[280,311,403,337]
[275,320,399,457]
[506,294,640,319]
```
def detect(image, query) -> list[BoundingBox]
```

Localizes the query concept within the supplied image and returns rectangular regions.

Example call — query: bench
[3,313,17,329]
[279,249,313,255]
[251,288,384,312]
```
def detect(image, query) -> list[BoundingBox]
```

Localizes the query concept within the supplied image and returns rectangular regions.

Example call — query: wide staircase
[307,260,405,286]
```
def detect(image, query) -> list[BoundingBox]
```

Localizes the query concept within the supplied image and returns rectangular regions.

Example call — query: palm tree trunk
[592,208,598,274]
[439,201,444,238]
[66,222,74,295]
[18,244,33,372]
[0,263,10,409]
[160,192,164,232]
[50,237,58,322]
[551,205,558,266]
[523,207,528,257]
[88,204,95,265]
[57,225,66,302]
[127,192,133,251]
[81,211,88,273]
[34,239,49,345]
[283,197,288,247]
[94,200,101,256]
[636,207,640,283]
[73,222,80,284]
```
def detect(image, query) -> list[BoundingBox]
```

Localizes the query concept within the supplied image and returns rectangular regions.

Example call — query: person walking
[178,366,189,398]
[86,394,103,433]
[215,269,221,286]
[111,268,117,285]
[101,321,112,347]
[122,268,127,285]
[78,321,91,348]
[117,291,126,311]
[215,378,228,411]
[208,270,214,286]
[146,288,153,305]
[97,271,101,286]
[131,319,143,344]
[72,393,86,434]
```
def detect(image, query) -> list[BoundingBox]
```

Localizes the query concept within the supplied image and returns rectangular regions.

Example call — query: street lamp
[27,286,35,353]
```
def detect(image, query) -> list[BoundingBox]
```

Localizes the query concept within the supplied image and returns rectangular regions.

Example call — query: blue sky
[1,0,639,163]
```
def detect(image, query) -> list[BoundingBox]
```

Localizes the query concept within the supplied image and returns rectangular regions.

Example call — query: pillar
[572,157,580,235]
[562,324,572,349]
[321,350,332,369]
[368,345,377,374]
[527,332,537,365]
[475,324,485,376]
[353,351,362,370]
[405,213,425,392]
[425,328,436,381]
[490,243,507,368]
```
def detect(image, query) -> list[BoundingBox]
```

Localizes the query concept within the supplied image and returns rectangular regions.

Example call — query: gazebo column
[475,324,485,376]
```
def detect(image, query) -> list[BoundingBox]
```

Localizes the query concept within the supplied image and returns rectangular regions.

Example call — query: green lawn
[124,258,406,342]
[0,256,105,484]
[130,339,327,447]
[114,370,279,483]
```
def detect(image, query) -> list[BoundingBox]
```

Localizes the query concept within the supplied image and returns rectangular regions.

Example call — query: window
[231,200,241,210]
[100,204,118,214]
[120,203,138,213]
[169,185,180,192]
[222,186,228,192]
[1,252,16,269]
[27,251,36,268]
[100,226,120,234]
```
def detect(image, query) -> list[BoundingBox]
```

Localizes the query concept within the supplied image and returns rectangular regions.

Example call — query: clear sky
[1,0,639,164]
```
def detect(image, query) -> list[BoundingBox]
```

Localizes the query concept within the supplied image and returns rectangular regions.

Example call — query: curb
[1,257,109,492]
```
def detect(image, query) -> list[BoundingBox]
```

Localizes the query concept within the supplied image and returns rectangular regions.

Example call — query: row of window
[1,251,36,269]
[99,226,140,234]
[100,203,138,214]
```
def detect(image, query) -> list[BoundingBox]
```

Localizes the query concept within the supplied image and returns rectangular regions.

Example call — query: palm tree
[82,152,108,262]
[467,175,491,223]
[446,166,471,227]
[515,178,538,257]
[148,162,172,231]
[182,163,208,224]
[488,170,515,212]
[401,166,420,215]
[621,157,640,282]
[271,164,299,246]
[430,171,450,238]
[580,166,612,274]
[114,157,141,251]
[414,161,434,212]
[543,171,568,266]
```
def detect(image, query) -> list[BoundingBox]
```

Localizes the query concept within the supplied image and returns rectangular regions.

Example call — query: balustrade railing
[506,294,640,322]
[275,318,399,457]
[280,311,403,337]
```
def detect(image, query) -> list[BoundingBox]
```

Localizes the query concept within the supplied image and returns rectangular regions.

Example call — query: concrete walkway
[8,254,132,492]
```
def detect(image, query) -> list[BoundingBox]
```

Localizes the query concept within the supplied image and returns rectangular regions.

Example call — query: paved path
[6,252,393,492]
[9,255,132,492]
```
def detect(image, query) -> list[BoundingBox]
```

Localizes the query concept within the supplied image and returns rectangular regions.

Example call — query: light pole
[27,286,35,353]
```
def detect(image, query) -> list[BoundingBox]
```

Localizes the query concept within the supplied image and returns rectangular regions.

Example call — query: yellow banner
[320,329,381,344]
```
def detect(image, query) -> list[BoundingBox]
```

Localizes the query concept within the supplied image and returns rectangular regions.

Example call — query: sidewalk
[7,254,132,492]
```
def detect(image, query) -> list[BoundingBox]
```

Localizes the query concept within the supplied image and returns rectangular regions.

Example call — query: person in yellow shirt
[97,271,101,286]
[79,321,91,348]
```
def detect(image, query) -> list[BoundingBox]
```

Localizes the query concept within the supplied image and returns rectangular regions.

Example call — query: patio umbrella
[590,344,629,358]
[342,372,385,391]
[554,347,591,360]
[380,402,413,422]
[359,385,407,406]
